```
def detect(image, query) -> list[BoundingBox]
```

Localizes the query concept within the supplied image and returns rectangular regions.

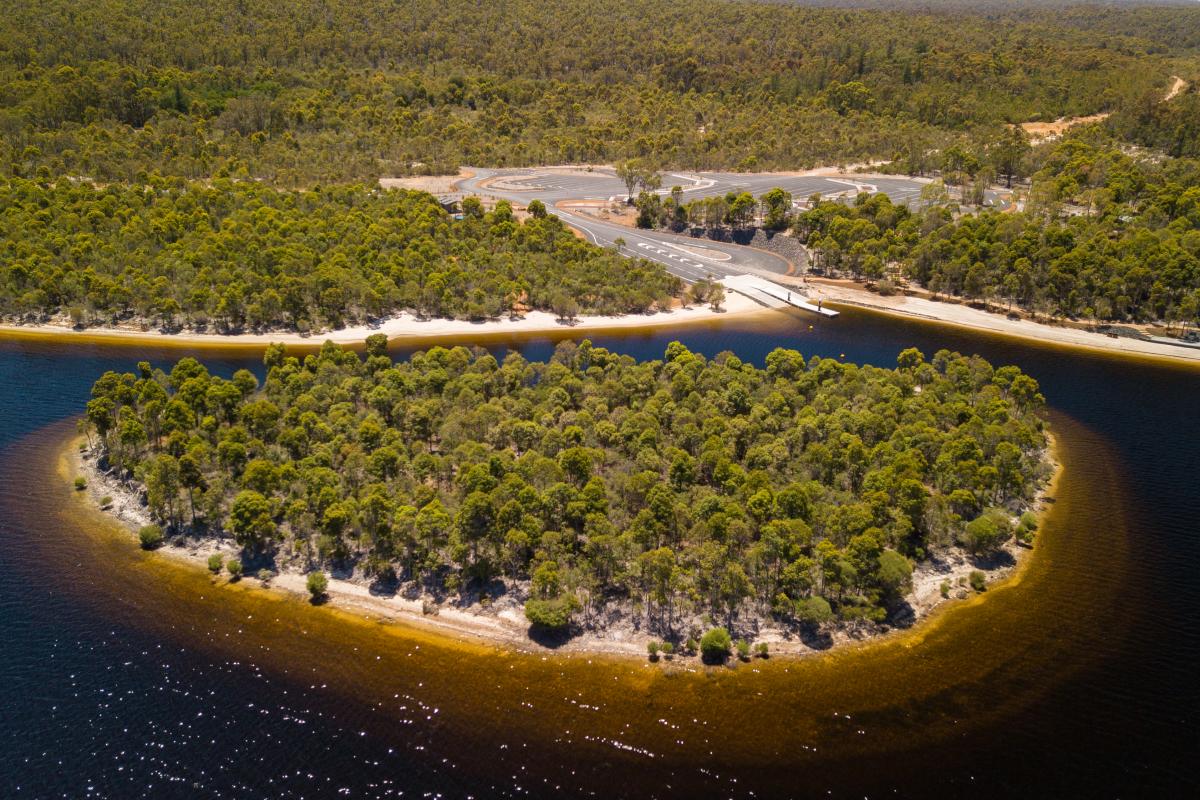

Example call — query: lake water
[0,308,1196,798]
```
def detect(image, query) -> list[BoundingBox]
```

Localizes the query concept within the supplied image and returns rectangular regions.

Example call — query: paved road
[460,168,792,281]
[457,167,993,283]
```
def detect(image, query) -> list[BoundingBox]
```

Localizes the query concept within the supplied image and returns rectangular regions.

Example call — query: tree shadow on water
[970,549,1016,571]
[799,626,835,651]
[527,625,576,649]
[885,599,918,630]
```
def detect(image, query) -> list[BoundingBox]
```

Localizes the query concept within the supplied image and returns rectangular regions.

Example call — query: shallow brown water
[3,410,1129,796]
[0,309,1194,798]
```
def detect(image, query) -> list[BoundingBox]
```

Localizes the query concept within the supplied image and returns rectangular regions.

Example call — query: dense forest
[796,133,1200,326]
[2,0,1192,184]
[0,178,679,330]
[84,339,1050,640]
[632,128,1200,327]
[1109,88,1200,159]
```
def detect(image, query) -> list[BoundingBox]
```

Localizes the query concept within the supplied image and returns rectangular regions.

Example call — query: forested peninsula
[80,338,1053,657]
[0,179,679,331]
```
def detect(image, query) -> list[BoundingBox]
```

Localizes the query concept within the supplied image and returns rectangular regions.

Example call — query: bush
[99,495,113,509]
[647,641,661,660]
[523,595,579,631]
[700,627,732,662]
[306,571,328,600]
[661,641,675,658]
[685,637,698,655]
[227,559,243,579]
[755,642,770,658]
[74,476,87,491]
[794,595,833,625]
[838,601,887,623]
[736,640,751,661]
[258,568,275,584]
[207,554,223,573]
[969,570,987,592]
[1016,510,1040,544]
[961,509,1012,555]
[877,549,913,601]
[138,524,164,550]
[939,580,951,598]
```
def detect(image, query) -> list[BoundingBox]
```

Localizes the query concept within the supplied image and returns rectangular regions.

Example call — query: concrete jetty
[720,274,839,317]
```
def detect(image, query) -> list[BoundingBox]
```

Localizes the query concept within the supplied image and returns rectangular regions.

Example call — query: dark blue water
[0,308,1197,798]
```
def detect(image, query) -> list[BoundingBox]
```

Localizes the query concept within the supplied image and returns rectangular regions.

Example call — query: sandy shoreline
[0,294,764,349]
[66,428,1061,664]
[803,279,1200,365]
[8,270,1198,370]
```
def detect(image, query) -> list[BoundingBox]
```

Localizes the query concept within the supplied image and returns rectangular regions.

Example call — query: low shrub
[306,571,328,600]
[1016,511,1040,544]
[969,570,987,592]
[523,595,579,630]
[700,627,732,662]
[138,524,164,549]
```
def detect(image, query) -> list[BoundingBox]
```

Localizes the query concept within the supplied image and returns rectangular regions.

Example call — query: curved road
[458,167,993,284]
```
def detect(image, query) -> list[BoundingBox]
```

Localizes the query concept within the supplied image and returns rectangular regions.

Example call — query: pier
[720,274,839,317]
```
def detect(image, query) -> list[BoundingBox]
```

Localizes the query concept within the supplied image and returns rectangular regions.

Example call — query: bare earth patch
[378,168,474,194]
[558,200,638,228]
[1017,75,1187,143]
[1163,75,1188,103]
[1020,113,1111,142]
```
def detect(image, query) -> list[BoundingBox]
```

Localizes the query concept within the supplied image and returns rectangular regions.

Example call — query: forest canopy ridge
[3,0,1194,183]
